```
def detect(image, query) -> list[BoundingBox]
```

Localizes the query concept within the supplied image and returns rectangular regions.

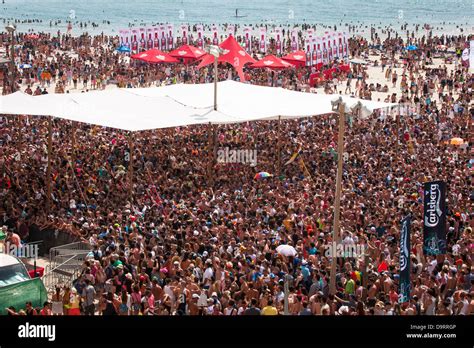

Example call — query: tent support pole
[277,116,282,175]
[71,124,76,169]
[17,115,22,154]
[284,274,290,315]
[207,122,212,186]
[213,124,217,184]
[362,252,369,302]
[214,55,218,111]
[46,117,53,213]
[128,132,134,204]
[329,102,345,296]
[397,104,401,151]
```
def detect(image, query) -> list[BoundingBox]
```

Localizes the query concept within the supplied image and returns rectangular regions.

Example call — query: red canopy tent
[169,45,206,63]
[131,49,179,63]
[281,50,306,68]
[25,34,40,40]
[309,65,351,87]
[197,36,256,81]
[309,72,324,87]
[339,64,351,73]
[250,55,295,70]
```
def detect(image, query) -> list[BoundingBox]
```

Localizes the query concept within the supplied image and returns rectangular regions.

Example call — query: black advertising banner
[423,181,447,255]
[399,216,410,304]
[0,316,471,347]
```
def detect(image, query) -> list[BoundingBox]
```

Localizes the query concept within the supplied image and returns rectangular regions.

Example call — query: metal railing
[42,254,82,294]
[49,241,90,260]
[43,241,91,295]
[49,241,90,269]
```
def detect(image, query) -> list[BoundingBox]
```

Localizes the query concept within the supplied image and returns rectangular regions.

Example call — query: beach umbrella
[254,172,272,180]
[19,64,32,69]
[281,50,306,68]
[406,45,418,51]
[25,34,39,40]
[250,54,295,70]
[276,245,297,257]
[461,48,469,68]
[450,137,464,146]
[169,45,206,60]
[132,49,178,63]
[116,45,131,53]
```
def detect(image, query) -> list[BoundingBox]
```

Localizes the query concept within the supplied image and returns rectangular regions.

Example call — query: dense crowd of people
[1,25,472,316]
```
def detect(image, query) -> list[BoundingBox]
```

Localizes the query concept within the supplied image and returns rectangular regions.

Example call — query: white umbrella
[276,244,297,257]
[350,58,368,65]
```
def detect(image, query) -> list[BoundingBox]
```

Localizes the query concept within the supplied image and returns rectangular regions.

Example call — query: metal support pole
[46,117,53,213]
[284,274,290,315]
[71,125,76,169]
[362,251,369,302]
[277,116,282,175]
[207,122,212,186]
[396,104,400,151]
[213,124,217,165]
[329,100,345,295]
[128,132,134,203]
[10,29,16,92]
[214,55,218,111]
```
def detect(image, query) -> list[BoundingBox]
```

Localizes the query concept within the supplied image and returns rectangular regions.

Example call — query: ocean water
[1,0,473,35]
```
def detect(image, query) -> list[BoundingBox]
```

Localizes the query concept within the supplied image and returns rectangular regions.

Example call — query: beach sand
[5,31,463,107]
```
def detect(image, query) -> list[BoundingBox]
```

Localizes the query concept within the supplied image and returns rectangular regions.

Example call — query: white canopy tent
[0,81,395,131]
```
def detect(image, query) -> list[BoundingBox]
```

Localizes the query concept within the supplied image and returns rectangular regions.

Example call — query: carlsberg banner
[423,181,447,255]
[399,216,410,304]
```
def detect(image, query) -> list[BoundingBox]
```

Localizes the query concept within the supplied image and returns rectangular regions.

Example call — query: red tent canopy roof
[169,45,206,59]
[197,36,256,81]
[281,50,306,65]
[131,49,178,63]
[250,54,295,69]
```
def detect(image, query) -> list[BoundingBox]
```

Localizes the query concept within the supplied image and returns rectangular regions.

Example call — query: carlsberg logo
[18,323,56,341]
[425,184,442,228]
[400,222,409,271]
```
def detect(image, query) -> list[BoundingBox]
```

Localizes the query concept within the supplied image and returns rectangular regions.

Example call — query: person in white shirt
[427,258,438,275]
[203,259,214,282]
[459,292,470,315]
